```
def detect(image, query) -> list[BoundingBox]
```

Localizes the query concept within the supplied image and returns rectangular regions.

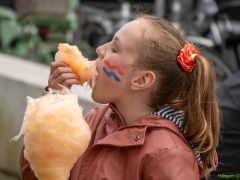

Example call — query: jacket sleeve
[20,146,38,180]
[143,148,200,180]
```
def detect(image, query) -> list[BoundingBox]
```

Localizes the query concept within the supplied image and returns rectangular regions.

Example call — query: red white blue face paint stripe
[103,60,124,82]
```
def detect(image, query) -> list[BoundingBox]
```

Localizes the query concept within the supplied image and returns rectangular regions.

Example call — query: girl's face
[92,20,143,104]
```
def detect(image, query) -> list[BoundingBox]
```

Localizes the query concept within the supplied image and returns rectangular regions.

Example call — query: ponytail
[184,55,220,178]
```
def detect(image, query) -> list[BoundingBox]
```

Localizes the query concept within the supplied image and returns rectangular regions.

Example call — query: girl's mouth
[89,61,99,89]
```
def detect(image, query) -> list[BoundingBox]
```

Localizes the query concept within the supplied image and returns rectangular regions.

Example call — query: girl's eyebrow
[114,36,124,49]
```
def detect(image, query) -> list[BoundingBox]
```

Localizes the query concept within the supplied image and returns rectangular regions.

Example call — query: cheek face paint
[103,60,124,82]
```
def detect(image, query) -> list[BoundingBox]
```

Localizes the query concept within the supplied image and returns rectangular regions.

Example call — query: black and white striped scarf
[151,106,203,165]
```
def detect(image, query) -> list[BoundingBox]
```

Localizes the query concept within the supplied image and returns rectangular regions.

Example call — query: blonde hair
[136,15,220,179]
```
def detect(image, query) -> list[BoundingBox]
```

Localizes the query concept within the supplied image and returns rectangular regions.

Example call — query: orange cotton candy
[12,87,91,180]
[55,43,98,87]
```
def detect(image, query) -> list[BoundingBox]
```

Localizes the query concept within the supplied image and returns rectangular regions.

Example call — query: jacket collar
[98,104,187,147]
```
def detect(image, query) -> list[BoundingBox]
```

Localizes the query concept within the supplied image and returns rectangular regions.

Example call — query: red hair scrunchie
[177,42,200,72]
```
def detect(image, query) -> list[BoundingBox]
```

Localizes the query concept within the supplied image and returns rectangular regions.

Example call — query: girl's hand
[48,61,81,90]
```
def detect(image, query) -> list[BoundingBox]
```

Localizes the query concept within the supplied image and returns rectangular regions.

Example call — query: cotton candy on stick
[55,43,98,87]
[12,87,91,180]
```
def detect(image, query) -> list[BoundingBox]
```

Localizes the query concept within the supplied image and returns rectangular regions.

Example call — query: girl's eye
[111,48,116,53]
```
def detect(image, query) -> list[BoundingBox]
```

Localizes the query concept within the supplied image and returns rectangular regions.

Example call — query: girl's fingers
[51,66,74,80]
[54,73,80,85]
[48,72,81,90]
[50,79,81,90]
[48,61,82,90]
[50,61,69,75]
[60,79,81,89]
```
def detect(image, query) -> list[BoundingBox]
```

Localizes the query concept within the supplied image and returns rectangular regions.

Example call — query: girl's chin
[91,93,109,105]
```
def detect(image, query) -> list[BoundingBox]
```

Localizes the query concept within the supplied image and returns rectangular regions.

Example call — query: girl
[20,15,220,180]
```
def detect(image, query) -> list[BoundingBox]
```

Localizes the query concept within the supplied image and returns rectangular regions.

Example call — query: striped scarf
[151,106,203,165]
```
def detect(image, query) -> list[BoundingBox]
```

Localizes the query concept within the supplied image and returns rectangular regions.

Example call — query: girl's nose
[96,45,106,59]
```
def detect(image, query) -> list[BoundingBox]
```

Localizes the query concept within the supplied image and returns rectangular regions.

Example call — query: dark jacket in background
[210,71,240,180]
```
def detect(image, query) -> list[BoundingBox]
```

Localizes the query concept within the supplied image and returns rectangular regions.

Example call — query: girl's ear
[131,71,155,90]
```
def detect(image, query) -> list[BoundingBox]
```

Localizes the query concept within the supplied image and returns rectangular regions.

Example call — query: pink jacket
[20,104,207,180]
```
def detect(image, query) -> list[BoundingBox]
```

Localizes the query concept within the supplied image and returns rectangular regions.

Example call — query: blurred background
[0,0,240,179]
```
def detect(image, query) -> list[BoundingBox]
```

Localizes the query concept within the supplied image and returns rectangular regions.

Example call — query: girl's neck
[113,97,155,126]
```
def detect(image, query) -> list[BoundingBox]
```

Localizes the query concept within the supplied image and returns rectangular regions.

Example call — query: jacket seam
[168,130,178,148]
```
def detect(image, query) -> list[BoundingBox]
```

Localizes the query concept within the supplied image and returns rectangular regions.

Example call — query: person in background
[209,71,240,180]
[20,14,220,180]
